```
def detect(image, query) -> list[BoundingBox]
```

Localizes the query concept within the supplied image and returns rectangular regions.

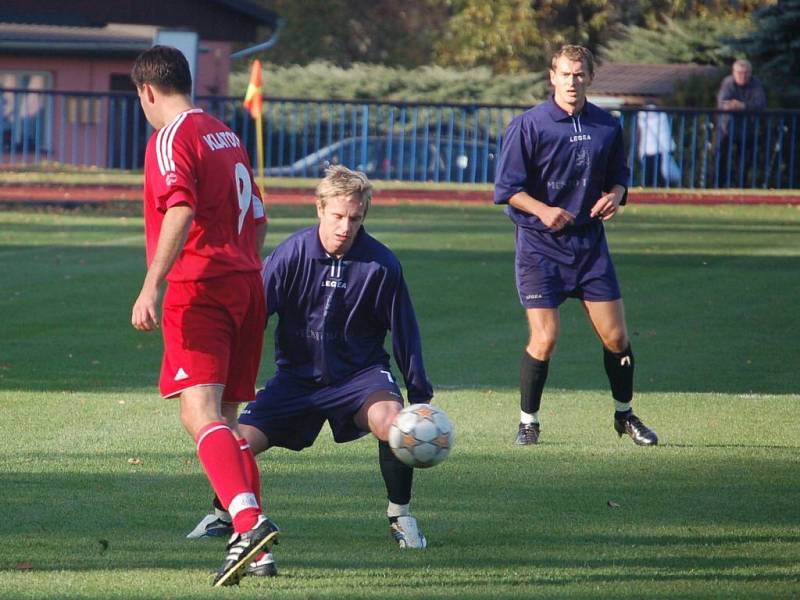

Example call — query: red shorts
[159,271,265,403]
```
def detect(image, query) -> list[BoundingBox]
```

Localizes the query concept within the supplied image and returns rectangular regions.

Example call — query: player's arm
[495,116,574,232]
[383,266,433,404]
[260,247,287,321]
[590,185,626,221]
[509,191,574,231]
[592,126,631,221]
[131,204,194,331]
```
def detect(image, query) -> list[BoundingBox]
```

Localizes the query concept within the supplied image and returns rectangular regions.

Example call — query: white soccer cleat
[186,513,233,539]
[390,516,427,549]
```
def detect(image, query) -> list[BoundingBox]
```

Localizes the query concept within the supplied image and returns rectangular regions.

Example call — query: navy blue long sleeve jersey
[494,97,631,232]
[262,225,433,403]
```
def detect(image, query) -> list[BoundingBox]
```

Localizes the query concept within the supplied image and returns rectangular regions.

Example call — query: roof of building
[591,63,721,97]
[0,0,278,43]
[0,22,156,54]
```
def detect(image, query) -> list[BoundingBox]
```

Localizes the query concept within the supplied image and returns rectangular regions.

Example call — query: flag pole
[255,104,265,193]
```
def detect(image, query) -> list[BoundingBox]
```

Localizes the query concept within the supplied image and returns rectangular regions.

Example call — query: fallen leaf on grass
[607,500,621,508]
[127,457,142,465]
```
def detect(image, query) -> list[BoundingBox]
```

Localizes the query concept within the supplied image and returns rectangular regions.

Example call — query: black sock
[212,495,231,521]
[603,344,634,417]
[521,352,549,415]
[378,440,413,506]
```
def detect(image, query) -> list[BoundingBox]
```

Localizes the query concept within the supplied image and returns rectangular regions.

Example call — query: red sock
[238,438,262,510]
[239,439,267,563]
[195,422,260,533]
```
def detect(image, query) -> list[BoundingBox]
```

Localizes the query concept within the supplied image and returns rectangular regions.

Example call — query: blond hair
[316,165,373,214]
[551,45,595,77]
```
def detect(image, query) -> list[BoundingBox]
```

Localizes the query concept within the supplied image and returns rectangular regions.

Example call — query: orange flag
[243,59,263,119]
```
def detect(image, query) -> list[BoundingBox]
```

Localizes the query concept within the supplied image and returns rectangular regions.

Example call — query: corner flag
[243,59,263,119]
[243,60,265,191]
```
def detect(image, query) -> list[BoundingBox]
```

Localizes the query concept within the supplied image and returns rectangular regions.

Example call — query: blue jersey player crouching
[494,45,658,447]
[189,166,435,574]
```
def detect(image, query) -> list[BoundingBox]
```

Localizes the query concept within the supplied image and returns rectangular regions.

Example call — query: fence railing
[2,87,798,189]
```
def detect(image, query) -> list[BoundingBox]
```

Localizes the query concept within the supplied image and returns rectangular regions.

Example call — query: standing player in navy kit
[190,165,434,567]
[494,45,658,447]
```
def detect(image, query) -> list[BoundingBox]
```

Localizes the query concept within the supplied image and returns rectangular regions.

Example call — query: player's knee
[602,330,629,353]
[179,407,200,438]
[526,336,557,360]
[371,414,395,441]
[371,406,401,441]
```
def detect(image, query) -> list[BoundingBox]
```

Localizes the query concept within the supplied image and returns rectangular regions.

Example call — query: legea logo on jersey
[322,279,347,289]
[525,293,543,300]
[569,134,592,142]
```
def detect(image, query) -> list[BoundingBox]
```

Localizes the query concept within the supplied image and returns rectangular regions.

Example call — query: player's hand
[590,191,622,221]
[131,287,160,331]
[539,206,575,232]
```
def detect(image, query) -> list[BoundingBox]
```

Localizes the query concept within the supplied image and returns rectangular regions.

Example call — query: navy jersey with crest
[494,97,630,232]
[261,225,433,403]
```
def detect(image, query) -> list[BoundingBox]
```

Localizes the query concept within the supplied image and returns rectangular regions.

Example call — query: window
[1,70,53,153]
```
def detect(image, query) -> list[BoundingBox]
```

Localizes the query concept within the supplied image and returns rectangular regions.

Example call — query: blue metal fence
[2,87,799,189]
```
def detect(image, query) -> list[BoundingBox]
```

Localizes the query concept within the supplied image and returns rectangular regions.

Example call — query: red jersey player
[130,45,277,586]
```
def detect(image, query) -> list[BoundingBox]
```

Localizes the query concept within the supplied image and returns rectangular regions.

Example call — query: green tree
[433,0,547,73]
[600,16,752,65]
[621,0,770,25]
[246,0,447,67]
[433,0,619,73]
[231,61,548,105]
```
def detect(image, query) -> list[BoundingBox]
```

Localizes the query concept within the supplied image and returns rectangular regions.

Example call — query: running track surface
[0,184,798,206]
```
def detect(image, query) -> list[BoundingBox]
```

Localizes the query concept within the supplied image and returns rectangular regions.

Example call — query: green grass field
[1,202,799,599]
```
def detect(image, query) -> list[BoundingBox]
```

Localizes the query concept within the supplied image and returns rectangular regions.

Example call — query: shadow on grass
[1,448,798,579]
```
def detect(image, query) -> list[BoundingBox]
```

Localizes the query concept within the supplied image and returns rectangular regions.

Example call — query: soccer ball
[388,404,453,468]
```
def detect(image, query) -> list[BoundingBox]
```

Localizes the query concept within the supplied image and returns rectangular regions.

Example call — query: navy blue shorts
[515,221,621,309]
[238,365,403,451]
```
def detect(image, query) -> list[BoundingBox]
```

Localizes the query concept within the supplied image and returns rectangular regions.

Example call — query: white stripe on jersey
[155,109,203,176]
[154,124,167,175]
[157,116,176,175]
[330,259,343,278]
[162,112,188,174]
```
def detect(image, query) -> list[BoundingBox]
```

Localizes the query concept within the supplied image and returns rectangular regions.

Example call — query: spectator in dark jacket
[716,59,767,184]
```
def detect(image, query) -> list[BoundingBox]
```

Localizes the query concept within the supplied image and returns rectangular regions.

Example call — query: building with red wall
[0,0,278,167]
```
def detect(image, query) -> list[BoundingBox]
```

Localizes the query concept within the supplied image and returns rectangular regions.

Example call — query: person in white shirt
[636,104,679,187]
